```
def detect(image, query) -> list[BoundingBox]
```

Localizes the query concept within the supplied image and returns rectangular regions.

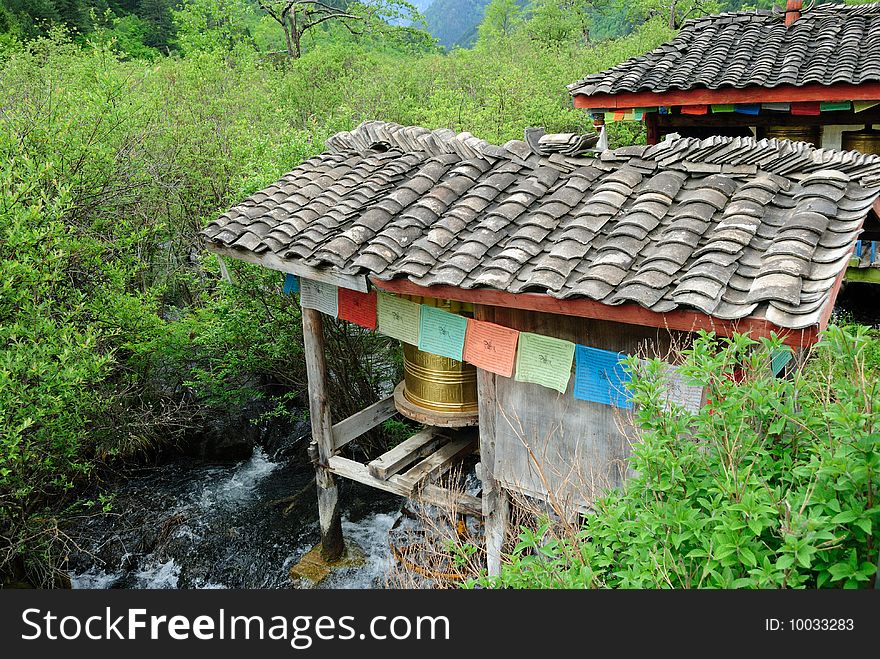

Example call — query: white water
[71,447,401,589]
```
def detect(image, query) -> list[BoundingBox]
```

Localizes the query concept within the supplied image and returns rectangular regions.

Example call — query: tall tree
[258,1,363,58]
[476,0,522,44]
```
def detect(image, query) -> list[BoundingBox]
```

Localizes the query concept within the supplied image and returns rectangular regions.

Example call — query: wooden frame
[370,277,823,347]
[572,82,880,110]
[210,245,368,292]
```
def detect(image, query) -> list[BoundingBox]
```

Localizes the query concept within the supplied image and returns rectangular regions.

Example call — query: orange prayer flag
[790,102,820,116]
[462,318,519,378]
[337,288,377,330]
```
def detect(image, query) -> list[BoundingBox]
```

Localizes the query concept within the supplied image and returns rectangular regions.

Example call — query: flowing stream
[68,446,403,589]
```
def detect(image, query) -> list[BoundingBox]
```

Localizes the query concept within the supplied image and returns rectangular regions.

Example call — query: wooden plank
[367,427,447,480]
[331,395,397,452]
[370,277,819,348]
[475,304,508,578]
[491,309,651,514]
[328,456,483,517]
[208,244,368,292]
[572,82,880,110]
[396,436,478,490]
[302,307,345,562]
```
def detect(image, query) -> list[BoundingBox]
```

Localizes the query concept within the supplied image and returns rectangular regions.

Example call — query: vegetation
[475,328,880,588]
[0,0,875,588]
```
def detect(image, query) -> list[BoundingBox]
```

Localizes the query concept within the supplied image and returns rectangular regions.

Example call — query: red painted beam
[369,277,820,347]
[572,82,880,110]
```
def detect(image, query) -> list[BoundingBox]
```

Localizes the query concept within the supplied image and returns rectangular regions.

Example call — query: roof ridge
[326,121,600,162]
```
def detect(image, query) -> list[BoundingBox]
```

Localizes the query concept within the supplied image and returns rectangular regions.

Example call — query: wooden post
[646,111,659,145]
[474,304,509,577]
[302,308,345,562]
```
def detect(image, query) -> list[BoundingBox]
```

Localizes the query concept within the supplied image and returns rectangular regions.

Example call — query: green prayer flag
[514,332,576,394]
[377,293,421,345]
[711,104,735,113]
[820,101,851,112]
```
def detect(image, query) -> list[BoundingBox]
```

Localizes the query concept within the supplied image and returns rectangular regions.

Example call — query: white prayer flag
[300,278,338,318]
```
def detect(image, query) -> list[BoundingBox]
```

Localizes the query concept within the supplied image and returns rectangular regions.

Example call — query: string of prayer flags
[300,278,338,318]
[660,364,703,413]
[282,273,300,295]
[573,346,633,409]
[418,305,468,361]
[820,101,851,112]
[681,105,708,115]
[771,348,793,376]
[733,104,760,115]
[376,292,421,345]
[791,102,820,116]
[514,332,575,394]
[337,288,377,330]
[463,318,519,378]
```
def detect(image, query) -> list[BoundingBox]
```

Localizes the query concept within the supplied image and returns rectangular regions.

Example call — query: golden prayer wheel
[842,125,880,155]
[761,125,821,146]
[400,297,478,415]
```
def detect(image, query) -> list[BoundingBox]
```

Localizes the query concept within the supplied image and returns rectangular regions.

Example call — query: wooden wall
[479,305,692,513]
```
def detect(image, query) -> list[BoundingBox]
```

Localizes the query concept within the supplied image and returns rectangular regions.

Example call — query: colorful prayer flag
[337,288,377,330]
[820,101,851,112]
[514,332,575,394]
[681,105,709,115]
[376,292,421,345]
[573,346,633,409]
[734,104,760,115]
[462,318,519,378]
[761,102,790,111]
[771,348,793,375]
[711,104,735,113]
[299,278,338,318]
[418,305,468,361]
[660,364,703,413]
[791,102,821,116]
[282,273,300,295]
[855,100,880,113]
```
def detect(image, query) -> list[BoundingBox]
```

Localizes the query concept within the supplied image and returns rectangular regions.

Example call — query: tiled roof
[202,121,880,330]
[567,3,880,98]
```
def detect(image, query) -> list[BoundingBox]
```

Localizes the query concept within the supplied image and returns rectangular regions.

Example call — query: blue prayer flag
[771,348,793,376]
[573,345,633,409]
[283,273,300,295]
[734,104,760,115]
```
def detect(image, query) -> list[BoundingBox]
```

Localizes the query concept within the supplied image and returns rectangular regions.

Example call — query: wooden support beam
[371,277,820,348]
[475,304,508,578]
[302,308,345,563]
[208,244,368,292]
[368,427,448,480]
[331,395,397,453]
[328,456,483,517]
[395,435,478,491]
[572,82,880,110]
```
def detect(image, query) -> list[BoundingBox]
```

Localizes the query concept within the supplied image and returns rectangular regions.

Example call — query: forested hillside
[1,0,876,591]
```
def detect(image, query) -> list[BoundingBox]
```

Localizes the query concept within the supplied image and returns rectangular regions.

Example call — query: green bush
[476,327,880,589]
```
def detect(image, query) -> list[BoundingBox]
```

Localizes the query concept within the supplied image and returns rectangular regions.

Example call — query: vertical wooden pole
[474,304,508,577]
[646,111,659,145]
[302,307,345,562]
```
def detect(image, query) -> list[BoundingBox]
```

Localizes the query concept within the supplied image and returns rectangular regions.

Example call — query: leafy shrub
[476,327,880,589]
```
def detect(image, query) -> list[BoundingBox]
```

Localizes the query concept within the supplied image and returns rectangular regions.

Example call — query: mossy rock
[289,542,366,587]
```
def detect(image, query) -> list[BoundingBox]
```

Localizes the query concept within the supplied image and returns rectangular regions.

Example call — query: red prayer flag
[337,288,377,330]
[462,318,519,378]
[681,105,708,115]
[790,102,820,116]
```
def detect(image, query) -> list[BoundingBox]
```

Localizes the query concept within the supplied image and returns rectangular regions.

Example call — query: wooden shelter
[202,121,880,575]
[569,1,880,277]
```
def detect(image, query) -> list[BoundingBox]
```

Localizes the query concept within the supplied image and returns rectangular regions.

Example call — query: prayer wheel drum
[761,125,821,146]
[842,126,880,155]
[398,297,478,420]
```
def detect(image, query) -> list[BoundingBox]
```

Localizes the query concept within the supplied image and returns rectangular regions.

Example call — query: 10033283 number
[789,619,854,631]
